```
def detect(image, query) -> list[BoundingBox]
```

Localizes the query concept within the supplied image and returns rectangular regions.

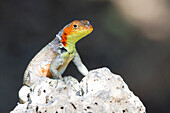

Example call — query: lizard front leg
[49,55,63,79]
[49,52,70,79]
[73,51,89,76]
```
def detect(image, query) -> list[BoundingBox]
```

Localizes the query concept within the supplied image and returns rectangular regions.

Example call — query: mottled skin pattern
[23,20,93,86]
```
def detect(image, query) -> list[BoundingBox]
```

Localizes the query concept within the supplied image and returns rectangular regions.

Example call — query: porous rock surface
[11,67,146,113]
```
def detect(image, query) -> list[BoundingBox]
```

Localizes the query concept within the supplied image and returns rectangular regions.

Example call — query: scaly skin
[23,20,93,86]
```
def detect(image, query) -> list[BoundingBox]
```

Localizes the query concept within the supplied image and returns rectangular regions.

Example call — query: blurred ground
[0,0,170,113]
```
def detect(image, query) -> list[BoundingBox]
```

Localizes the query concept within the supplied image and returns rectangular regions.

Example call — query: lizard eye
[73,24,78,28]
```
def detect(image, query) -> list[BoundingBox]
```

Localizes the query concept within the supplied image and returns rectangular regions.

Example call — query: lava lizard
[23,20,93,86]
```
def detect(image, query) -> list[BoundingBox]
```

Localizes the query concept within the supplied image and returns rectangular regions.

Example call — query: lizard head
[60,20,93,47]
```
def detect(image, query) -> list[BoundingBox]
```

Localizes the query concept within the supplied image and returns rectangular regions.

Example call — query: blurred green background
[0,0,170,113]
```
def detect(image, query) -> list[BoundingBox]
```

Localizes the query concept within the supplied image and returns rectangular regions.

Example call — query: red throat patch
[61,32,67,46]
[61,22,76,46]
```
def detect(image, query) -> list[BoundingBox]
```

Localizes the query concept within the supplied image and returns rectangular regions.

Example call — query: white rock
[11,67,146,113]
[10,102,28,113]
[18,85,30,103]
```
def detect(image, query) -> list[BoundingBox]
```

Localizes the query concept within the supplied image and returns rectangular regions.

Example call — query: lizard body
[23,20,93,86]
